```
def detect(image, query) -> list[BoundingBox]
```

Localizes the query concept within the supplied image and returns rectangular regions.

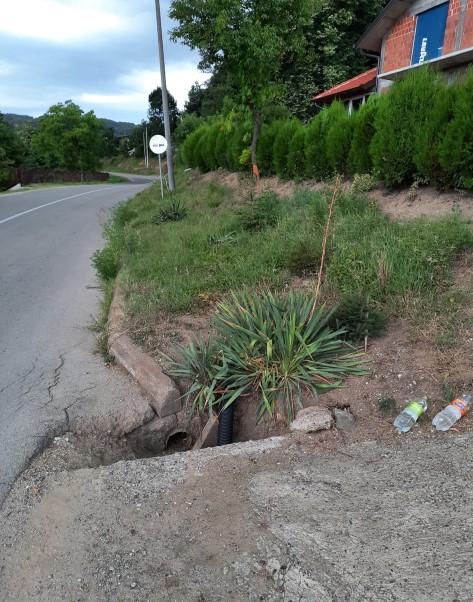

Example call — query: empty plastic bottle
[432,394,473,432]
[394,398,428,433]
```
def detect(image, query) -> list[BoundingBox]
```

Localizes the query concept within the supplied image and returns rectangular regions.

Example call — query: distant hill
[3,113,136,137]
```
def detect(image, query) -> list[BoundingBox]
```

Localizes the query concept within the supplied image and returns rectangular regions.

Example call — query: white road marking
[0,186,136,225]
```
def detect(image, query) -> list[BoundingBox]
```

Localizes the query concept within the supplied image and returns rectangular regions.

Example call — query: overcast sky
[0,0,209,123]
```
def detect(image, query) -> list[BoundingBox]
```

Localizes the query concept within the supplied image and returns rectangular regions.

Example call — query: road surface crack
[63,384,97,428]
[0,360,37,396]
[42,354,65,408]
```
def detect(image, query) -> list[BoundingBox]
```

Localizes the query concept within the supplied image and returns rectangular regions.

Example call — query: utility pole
[154,0,175,191]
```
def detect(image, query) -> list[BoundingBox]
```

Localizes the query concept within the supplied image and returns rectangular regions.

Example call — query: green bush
[348,97,379,175]
[174,113,204,148]
[305,109,329,180]
[226,124,248,171]
[152,198,188,224]
[439,68,473,189]
[370,68,445,187]
[93,245,120,281]
[330,295,387,341]
[237,191,281,231]
[273,119,300,179]
[287,123,307,179]
[415,83,457,189]
[169,291,366,423]
[325,101,353,175]
[215,127,231,169]
[257,120,284,176]
[181,126,205,168]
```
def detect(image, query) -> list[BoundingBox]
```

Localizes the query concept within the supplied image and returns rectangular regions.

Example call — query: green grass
[102,157,161,176]
[94,172,473,326]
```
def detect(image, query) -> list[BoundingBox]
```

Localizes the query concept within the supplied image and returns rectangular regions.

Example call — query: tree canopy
[282,0,386,119]
[170,0,314,172]
[148,87,179,134]
[33,101,105,171]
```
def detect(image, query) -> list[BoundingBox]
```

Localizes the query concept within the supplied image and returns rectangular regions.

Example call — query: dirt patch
[371,185,473,220]
[197,169,473,219]
[126,251,473,450]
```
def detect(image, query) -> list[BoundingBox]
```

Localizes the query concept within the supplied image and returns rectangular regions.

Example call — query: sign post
[149,134,168,199]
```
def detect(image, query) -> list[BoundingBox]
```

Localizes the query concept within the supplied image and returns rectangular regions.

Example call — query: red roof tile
[314,68,378,102]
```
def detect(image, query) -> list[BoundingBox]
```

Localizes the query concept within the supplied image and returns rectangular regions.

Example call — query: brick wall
[444,0,462,53]
[462,1,473,47]
[382,1,473,74]
[382,15,416,72]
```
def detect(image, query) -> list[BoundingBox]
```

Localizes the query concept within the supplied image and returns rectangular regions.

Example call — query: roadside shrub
[257,120,284,176]
[305,110,329,180]
[167,338,221,414]
[181,126,205,168]
[371,68,445,187]
[227,123,250,171]
[93,245,120,281]
[237,191,281,231]
[325,101,353,175]
[287,123,307,179]
[273,119,300,179]
[439,68,473,190]
[330,295,387,342]
[170,291,366,423]
[174,113,204,148]
[215,127,231,169]
[348,97,379,175]
[414,83,457,189]
[152,198,188,224]
[350,173,376,195]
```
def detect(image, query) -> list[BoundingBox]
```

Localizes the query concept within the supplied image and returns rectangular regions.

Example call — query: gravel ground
[1,432,473,601]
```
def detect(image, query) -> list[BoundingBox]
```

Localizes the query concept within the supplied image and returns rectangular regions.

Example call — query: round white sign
[149,134,168,155]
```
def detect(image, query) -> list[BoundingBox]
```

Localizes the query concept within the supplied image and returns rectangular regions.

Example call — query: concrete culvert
[165,430,192,453]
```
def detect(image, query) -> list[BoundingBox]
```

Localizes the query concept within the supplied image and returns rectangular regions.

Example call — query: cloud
[0,61,15,77]
[0,0,125,44]
[79,64,210,111]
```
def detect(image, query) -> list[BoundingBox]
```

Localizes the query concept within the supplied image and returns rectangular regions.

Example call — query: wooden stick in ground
[309,176,342,321]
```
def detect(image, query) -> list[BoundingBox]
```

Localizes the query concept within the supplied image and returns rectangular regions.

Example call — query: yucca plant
[152,198,187,224]
[167,338,223,414]
[213,291,366,423]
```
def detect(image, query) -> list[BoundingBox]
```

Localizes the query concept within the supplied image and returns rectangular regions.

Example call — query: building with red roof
[315,0,473,109]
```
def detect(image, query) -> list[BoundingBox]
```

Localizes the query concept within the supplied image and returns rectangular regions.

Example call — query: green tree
[148,87,180,134]
[282,0,386,120]
[32,101,105,172]
[324,101,352,175]
[184,67,235,117]
[370,68,444,187]
[0,112,24,166]
[348,96,379,175]
[170,0,313,174]
[439,69,473,190]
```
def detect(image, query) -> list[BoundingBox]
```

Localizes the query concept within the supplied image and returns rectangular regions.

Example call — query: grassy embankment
[94,170,473,352]
[102,157,161,176]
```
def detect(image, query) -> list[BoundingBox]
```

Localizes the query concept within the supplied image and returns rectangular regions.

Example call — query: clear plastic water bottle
[394,398,428,433]
[432,394,473,432]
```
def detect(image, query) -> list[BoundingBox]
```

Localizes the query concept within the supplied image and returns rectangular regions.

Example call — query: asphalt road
[0,181,152,506]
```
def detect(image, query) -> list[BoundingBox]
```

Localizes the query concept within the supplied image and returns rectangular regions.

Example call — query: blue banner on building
[412,2,449,65]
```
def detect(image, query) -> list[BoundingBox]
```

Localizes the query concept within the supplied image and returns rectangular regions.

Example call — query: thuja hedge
[181,67,473,190]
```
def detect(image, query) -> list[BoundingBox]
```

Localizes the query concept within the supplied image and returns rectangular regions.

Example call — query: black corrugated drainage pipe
[217,404,234,446]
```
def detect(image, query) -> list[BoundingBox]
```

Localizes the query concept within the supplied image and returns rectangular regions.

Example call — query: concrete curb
[108,286,182,419]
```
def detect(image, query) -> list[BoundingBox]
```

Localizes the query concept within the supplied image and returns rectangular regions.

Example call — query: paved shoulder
[1,434,472,600]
